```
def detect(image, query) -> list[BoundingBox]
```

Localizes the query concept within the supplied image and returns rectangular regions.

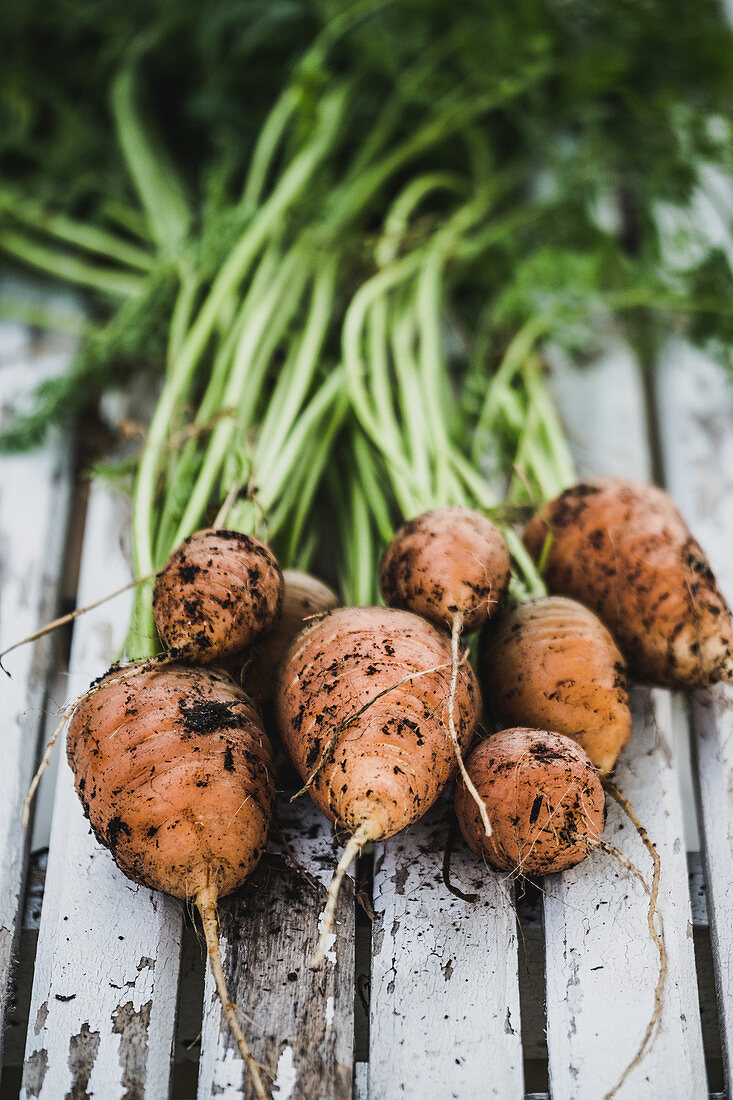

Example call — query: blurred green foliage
[2,0,733,455]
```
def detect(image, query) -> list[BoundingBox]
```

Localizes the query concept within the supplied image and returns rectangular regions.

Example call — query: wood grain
[544,342,706,1098]
[197,797,354,1099]
[369,800,524,1099]
[0,330,73,1069]
[657,343,733,1086]
[21,477,183,1100]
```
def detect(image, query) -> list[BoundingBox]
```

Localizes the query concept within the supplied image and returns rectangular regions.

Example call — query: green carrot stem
[0,190,154,272]
[258,370,347,513]
[130,94,333,580]
[256,253,337,471]
[352,430,395,543]
[389,293,433,501]
[241,86,300,210]
[342,249,427,496]
[169,249,310,546]
[151,245,284,563]
[503,527,546,600]
[111,65,192,256]
[375,171,465,267]
[280,390,348,560]
[0,230,144,299]
[167,274,198,370]
[100,199,152,243]
[523,357,576,494]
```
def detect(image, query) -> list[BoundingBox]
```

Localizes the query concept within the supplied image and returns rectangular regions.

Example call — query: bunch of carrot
[5,4,733,1096]
[27,460,728,1097]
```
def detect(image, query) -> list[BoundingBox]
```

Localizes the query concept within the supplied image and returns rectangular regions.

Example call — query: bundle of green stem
[335,166,576,604]
[3,0,733,625]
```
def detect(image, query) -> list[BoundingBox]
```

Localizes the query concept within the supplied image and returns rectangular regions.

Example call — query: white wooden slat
[544,688,705,1099]
[353,1061,368,1100]
[0,335,73,1069]
[544,346,706,1098]
[369,801,524,1099]
[197,798,354,1099]
[21,479,183,1100]
[546,339,652,481]
[656,342,733,1084]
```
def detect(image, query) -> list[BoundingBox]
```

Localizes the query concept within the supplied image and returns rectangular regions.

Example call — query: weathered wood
[197,797,354,1099]
[543,688,706,1099]
[353,1061,368,1100]
[656,343,733,1086]
[546,340,652,480]
[544,344,706,1098]
[21,478,183,1100]
[0,330,73,1070]
[369,801,524,1099]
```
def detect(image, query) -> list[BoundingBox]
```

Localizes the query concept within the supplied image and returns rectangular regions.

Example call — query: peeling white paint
[325,995,335,1029]
[316,911,337,965]
[542,351,707,1099]
[369,811,524,1097]
[273,1046,297,1099]
[21,464,183,1100]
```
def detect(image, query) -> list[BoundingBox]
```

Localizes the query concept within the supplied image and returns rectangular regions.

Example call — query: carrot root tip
[309,821,377,970]
[196,887,271,1100]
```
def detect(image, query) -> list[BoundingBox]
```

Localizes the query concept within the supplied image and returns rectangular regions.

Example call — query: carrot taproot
[152,528,283,664]
[481,596,631,774]
[274,605,481,966]
[67,662,275,1098]
[523,477,733,688]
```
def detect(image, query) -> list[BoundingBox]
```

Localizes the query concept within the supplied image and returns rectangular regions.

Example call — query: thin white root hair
[213,480,245,529]
[196,886,270,1100]
[602,777,667,1100]
[0,572,156,674]
[22,706,75,828]
[309,820,376,970]
[448,616,491,838]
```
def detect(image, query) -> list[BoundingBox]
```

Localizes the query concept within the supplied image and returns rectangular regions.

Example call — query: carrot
[241,569,339,703]
[456,726,667,1097]
[523,477,733,688]
[455,728,605,875]
[380,506,511,631]
[67,662,276,1098]
[274,605,481,966]
[152,528,283,664]
[481,596,631,775]
[380,505,510,835]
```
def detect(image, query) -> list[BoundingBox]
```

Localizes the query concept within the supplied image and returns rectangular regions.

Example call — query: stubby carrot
[275,605,482,966]
[380,506,510,835]
[67,663,275,1098]
[455,728,605,875]
[152,528,283,663]
[524,477,733,688]
[481,596,631,774]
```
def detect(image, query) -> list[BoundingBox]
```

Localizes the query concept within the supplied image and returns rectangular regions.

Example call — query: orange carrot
[275,605,481,966]
[455,728,605,875]
[241,569,339,703]
[481,596,631,774]
[380,506,510,835]
[67,663,275,1098]
[524,477,733,688]
[152,528,283,663]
